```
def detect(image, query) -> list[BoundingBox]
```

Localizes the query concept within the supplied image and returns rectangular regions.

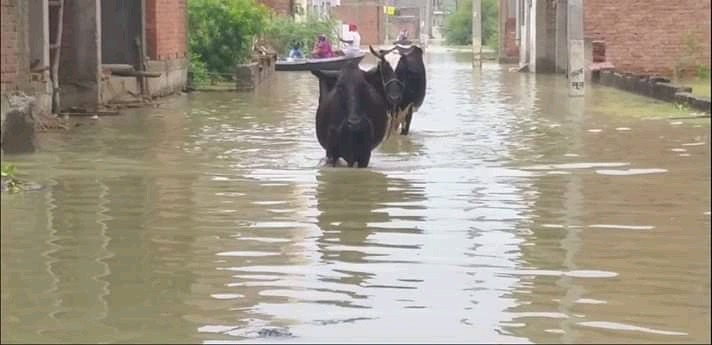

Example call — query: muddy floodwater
[1,52,710,344]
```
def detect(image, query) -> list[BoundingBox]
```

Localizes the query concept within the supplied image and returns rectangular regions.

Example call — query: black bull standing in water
[310,44,426,168]
[311,61,388,168]
[369,43,427,137]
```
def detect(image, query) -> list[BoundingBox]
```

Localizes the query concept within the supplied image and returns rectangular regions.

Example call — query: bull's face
[369,46,405,112]
[311,64,370,133]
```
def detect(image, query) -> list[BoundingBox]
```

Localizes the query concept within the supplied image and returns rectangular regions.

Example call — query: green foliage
[1,163,23,193]
[695,64,710,80]
[263,15,338,56]
[1,163,16,178]
[443,0,499,49]
[189,52,210,86]
[188,0,270,76]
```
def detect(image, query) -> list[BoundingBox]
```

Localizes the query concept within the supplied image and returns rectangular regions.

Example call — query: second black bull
[369,43,427,137]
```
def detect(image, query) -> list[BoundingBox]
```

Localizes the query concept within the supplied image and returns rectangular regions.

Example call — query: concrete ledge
[235,55,276,91]
[597,70,711,113]
[146,58,188,97]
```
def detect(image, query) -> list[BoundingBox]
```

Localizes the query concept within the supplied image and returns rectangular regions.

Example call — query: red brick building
[254,0,385,46]
[1,0,21,94]
[1,0,188,114]
[257,0,294,17]
[333,0,385,46]
[499,0,711,76]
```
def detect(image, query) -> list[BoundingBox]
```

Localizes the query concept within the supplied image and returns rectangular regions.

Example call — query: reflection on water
[1,50,710,344]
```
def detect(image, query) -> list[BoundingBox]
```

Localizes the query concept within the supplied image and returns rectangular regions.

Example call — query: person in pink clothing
[311,34,334,59]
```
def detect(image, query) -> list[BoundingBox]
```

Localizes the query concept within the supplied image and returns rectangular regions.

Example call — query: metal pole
[567,0,584,96]
[425,0,433,39]
[472,0,481,67]
[384,0,390,44]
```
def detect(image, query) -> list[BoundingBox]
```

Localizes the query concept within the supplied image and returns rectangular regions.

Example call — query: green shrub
[188,0,270,76]
[443,0,498,50]
[263,15,338,56]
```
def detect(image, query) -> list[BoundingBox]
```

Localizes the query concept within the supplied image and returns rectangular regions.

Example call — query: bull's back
[406,57,427,109]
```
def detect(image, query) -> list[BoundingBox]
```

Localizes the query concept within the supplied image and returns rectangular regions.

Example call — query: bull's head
[369,45,405,113]
[311,63,370,133]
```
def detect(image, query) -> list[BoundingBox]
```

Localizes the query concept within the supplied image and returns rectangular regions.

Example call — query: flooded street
[2,51,710,344]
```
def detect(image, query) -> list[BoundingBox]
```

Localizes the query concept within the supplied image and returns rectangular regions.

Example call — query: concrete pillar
[29,0,52,115]
[472,0,481,67]
[59,0,102,110]
[555,0,567,74]
[425,0,433,39]
[567,0,584,96]
[29,0,50,67]
[528,0,536,72]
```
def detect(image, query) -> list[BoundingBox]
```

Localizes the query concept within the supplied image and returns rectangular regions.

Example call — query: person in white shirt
[339,24,361,57]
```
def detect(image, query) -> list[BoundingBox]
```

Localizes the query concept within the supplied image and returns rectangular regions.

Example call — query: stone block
[1,93,37,154]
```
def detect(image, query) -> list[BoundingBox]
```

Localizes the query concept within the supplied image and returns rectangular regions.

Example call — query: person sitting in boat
[338,24,361,57]
[311,34,335,59]
[288,42,304,59]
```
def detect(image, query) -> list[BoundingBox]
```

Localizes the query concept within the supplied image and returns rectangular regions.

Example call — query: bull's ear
[311,69,339,90]
[310,69,340,81]
[368,45,382,59]
[311,69,339,98]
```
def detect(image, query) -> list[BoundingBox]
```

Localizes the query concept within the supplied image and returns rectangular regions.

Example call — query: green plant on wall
[1,163,23,193]
[442,0,498,49]
[673,30,706,81]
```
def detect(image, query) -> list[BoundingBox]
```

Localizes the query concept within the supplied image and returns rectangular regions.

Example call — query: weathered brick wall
[585,0,711,76]
[257,0,292,16]
[333,2,383,45]
[145,0,188,61]
[1,0,17,92]
[503,18,518,58]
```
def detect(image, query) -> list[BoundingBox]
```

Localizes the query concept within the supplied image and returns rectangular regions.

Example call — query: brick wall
[1,0,17,92]
[585,0,711,76]
[503,18,518,58]
[257,0,292,16]
[333,2,383,45]
[145,0,188,61]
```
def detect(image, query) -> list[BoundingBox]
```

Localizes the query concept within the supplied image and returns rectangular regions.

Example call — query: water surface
[2,51,710,344]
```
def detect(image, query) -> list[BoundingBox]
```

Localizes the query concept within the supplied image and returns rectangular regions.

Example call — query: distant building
[1,0,188,114]
[257,0,295,17]
[333,0,385,45]
[499,0,711,76]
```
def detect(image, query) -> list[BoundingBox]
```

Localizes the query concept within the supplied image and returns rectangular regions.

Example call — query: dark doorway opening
[101,0,142,66]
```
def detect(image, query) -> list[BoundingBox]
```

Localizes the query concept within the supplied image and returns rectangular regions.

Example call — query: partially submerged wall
[596,70,711,113]
[235,55,276,91]
[144,0,188,96]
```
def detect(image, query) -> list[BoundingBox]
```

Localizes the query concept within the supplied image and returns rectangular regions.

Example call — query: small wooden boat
[275,51,366,72]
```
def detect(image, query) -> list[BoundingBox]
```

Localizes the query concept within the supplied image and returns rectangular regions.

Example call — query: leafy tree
[188,0,270,77]
[443,0,499,50]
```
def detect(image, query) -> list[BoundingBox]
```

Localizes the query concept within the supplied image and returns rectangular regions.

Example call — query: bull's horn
[368,45,381,59]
